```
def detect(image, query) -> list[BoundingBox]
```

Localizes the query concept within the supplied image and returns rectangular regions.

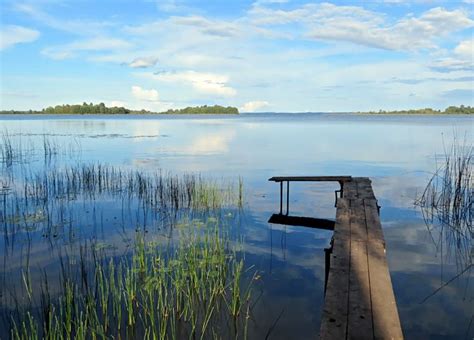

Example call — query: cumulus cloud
[131,86,159,102]
[0,25,40,50]
[249,3,379,26]
[311,7,473,50]
[454,39,473,58]
[240,101,270,112]
[431,39,474,72]
[129,57,159,68]
[250,4,473,51]
[147,71,237,96]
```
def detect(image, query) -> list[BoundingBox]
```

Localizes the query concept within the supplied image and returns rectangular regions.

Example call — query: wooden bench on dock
[268,176,403,339]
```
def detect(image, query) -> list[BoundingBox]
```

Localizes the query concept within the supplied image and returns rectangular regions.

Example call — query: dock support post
[324,241,332,295]
[280,181,283,214]
[286,181,289,215]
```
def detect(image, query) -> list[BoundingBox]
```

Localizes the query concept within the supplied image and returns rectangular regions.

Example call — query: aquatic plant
[1,162,244,241]
[7,227,256,339]
[1,128,252,339]
[416,137,473,270]
[0,131,32,167]
[1,131,82,167]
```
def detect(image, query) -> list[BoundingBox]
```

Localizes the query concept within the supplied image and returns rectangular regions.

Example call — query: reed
[416,137,473,269]
[1,131,81,167]
[2,163,243,242]
[7,226,255,339]
[1,133,251,338]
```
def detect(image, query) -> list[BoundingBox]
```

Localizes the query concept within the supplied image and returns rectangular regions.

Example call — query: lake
[0,113,472,339]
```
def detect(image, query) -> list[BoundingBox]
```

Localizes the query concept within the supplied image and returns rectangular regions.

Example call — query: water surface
[1,113,473,339]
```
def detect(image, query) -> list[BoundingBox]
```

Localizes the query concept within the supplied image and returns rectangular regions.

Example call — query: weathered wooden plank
[347,240,373,340]
[320,237,351,339]
[268,176,352,182]
[367,241,403,340]
[270,176,405,339]
[350,199,368,242]
[320,198,351,339]
[343,180,358,200]
[364,199,385,243]
[355,177,375,200]
[333,198,350,239]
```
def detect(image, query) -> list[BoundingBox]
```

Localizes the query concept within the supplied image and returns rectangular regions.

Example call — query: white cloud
[454,39,473,58]
[0,25,40,50]
[131,86,159,102]
[249,3,380,26]
[240,101,270,112]
[69,37,132,50]
[15,3,110,36]
[311,7,473,50]
[431,39,474,72]
[42,37,132,60]
[129,57,158,68]
[170,15,240,37]
[146,71,237,96]
[250,4,473,51]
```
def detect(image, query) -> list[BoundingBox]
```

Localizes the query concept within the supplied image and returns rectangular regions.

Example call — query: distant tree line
[163,105,239,114]
[361,105,474,115]
[0,103,239,115]
[43,102,132,114]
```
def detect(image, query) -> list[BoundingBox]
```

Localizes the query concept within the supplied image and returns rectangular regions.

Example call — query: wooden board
[320,177,403,340]
[368,241,403,339]
[343,180,358,200]
[347,240,373,339]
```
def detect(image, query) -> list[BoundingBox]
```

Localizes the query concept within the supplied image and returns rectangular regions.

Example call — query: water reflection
[0,113,473,339]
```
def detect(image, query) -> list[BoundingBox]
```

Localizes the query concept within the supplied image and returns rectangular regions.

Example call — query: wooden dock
[269,176,403,339]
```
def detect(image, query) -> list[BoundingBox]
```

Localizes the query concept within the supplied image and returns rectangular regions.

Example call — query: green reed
[8,226,255,339]
[2,163,243,242]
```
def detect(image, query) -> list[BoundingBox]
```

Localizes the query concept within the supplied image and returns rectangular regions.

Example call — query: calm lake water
[1,113,473,339]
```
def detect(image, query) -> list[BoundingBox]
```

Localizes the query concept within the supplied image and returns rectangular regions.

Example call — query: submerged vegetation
[415,137,473,270]
[8,230,255,339]
[1,131,81,166]
[0,103,239,115]
[360,105,474,115]
[1,130,254,339]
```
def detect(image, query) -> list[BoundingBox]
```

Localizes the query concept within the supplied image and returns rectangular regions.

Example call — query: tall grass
[1,131,81,167]
[0,131,32,166]
[1,129,252,338]
[416,137,473,269]
[1,163,244,242]
[7,228,255,339]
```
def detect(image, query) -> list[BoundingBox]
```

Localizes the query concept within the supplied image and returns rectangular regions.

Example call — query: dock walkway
[269,176,403,339]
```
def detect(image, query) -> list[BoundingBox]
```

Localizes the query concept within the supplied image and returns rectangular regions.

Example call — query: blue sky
[0,0,473,112]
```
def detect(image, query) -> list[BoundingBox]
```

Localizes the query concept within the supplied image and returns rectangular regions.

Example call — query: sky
[0,0,473,112]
